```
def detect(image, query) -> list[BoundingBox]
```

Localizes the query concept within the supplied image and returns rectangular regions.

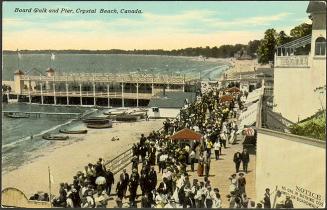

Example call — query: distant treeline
[3,40,260,59]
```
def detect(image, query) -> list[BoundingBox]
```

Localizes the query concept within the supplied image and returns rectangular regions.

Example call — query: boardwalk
[106,128,256,208]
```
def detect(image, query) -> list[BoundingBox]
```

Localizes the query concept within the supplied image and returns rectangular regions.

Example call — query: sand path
[1,119,164,198]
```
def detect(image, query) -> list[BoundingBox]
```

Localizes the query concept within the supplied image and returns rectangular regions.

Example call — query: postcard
[1,1,326,208]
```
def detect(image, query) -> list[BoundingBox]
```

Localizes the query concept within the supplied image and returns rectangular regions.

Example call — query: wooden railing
[20,73,198,84]
[103,125,164,175]
[275,55,309,67]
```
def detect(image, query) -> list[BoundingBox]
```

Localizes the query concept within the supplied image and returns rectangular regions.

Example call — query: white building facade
[273,1,326,122]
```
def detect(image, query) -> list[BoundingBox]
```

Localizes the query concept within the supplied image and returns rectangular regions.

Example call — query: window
[152,107,159,112]
[315,37,326,56]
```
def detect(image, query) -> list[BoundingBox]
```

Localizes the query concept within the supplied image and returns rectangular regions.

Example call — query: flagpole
[49,52,52,68]
[272,185,278,208]
[17,49,20,69]
[48,166,52,208]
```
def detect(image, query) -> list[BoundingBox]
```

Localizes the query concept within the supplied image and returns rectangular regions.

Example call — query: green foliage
[290,23,312,39]
[247,40,261,57]
[256,23,312,64]
[257,29,278,64]
[277,31,291,46]
[289,112,326,140]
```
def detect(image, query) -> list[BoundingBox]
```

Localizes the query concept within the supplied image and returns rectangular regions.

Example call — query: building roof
[170,128,203,141]
[306,1,326,13]
[14,70,24,75]
[46,68,55,72]
[148,91,196,108]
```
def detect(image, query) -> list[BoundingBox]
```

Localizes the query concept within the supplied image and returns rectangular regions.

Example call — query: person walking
[189,149,196,172]
[262,188,271,208]
[105,168,114,196]
[121,169,129,197]
[237,173,246,195]
[233,151,242,173]
[213,140,221,160]
[241,148,250,173]
[197,153,204,177]
[219,132,227,149]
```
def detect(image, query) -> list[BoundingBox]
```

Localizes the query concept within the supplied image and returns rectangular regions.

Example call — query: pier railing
[20,73,198,84]
[21,91,154,99]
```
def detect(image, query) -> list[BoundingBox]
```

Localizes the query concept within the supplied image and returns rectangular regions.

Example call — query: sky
[3,1,311,50]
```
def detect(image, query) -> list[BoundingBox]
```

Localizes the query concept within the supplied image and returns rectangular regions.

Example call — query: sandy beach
[2,119,164,198]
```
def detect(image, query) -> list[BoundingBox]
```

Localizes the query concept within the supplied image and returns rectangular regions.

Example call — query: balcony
[274,55,309,68]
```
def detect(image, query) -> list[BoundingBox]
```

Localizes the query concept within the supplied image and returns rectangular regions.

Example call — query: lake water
[2,54,230,173]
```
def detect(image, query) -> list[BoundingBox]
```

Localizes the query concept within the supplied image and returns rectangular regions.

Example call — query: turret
[14,70,25,94]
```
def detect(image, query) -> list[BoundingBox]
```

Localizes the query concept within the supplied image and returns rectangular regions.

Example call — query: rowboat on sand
[42,134,69,141]
[59,129,88,134]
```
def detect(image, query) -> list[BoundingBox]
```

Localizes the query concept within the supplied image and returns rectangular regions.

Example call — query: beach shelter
[219,95,234,103]
[170,128,203,149]
[170,128,203,141]
[226,87,241,93]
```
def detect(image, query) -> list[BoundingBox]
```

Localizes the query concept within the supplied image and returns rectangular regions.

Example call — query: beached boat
[87,122,112,129]
[42,134,69,141]
[115,115,140,122]
[5,112,30,118]
[103,110,127,115]
[59,129,88,134]
[82,117,110,124]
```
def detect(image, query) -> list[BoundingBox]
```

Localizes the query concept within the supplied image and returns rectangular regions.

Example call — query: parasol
[170,128,202,141]
[226,87,241,93]
[219,95,234,103]
[95,176,106,185]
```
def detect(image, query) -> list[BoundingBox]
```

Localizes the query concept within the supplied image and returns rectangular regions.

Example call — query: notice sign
[279,185,324,208]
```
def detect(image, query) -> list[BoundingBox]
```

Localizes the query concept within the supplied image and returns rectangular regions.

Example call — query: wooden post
[152,76,154,96]
[40,82,44,105]
[28,77,32,104]
[136,83,139,107]
[121,82,125,107]
[93,74,96,106]
[66,76,69,105]
[53,76,56,105]
[183,74,186,92]
[48,166,53,208]
[107,82,110,108]
[79,83,82,106]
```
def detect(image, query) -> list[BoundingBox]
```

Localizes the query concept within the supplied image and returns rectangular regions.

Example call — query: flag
[51,53,55,61]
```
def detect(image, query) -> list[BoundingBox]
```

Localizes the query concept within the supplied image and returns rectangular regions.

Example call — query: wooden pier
[8,70,200,107]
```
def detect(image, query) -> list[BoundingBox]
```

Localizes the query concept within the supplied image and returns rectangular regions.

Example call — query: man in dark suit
[129,172,139,207]
[121,169,129,197]
[241,148,250,173]
[233,151,242,173]
[116,176,125,201]
[149,167,157,191]
[284,196,294,208]
[105,168,114,196]
[263,188,271,208]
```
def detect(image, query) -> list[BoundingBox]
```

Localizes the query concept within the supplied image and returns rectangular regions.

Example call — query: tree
[257,29,278,64]
[276,31,291,46]
[247,40,260,57]
[290,23,312,39]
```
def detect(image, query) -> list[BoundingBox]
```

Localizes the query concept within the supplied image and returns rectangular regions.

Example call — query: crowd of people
[48,84,263,208]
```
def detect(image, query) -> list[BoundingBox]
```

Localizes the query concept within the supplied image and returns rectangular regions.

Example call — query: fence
[103,125,164,175]
[104,148,133,175]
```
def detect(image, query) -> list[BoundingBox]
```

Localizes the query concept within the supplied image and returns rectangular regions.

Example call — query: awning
[170,128,203,141]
